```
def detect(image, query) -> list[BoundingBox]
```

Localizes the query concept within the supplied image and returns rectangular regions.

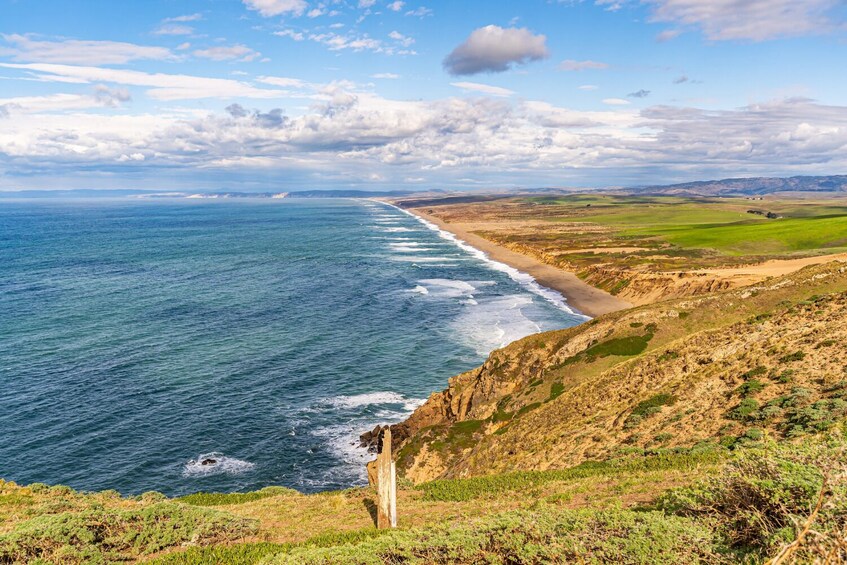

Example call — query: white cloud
[443,25,549,75]
[405,6,433,17]
[193,44,262,62]
[610,0,843,41]
[388,31,414,47]
[358,0,377,7]
[578,84,599,90]
[655,29,681,42]
[603,98,631,105]
[242,0,308,17]
[559,59,609,71]
[153,24,194,36]
[257,75,309,88]
[451,81,514,97]
[274,29,306,41]
[165,14,203,23]
[0,34,176,65]
[371,72,400,79]
[0,62,288,100]
[387,1,405,11]
[0,90,129,114]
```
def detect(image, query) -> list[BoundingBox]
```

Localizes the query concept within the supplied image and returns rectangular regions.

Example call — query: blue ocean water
[0,198,586,495]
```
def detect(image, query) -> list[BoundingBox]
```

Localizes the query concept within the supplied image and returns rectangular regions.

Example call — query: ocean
[0,198,586,496]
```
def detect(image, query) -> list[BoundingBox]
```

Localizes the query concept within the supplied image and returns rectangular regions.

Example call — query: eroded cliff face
[389,262,847,483]
[497,240,742,306]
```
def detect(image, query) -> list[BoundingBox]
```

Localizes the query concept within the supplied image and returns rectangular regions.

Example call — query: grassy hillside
[1,434,845,563]
[392,261,847,480]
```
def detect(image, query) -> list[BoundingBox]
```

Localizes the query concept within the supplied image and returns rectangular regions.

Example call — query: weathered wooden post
[375,427,397,529]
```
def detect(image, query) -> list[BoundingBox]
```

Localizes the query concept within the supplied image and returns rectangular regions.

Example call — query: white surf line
[378,201,590,319]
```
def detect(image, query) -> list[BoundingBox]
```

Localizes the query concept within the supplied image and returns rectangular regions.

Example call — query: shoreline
[390,203,632,318]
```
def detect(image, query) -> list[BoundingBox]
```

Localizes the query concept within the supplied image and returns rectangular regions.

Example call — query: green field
[525,195,847,258]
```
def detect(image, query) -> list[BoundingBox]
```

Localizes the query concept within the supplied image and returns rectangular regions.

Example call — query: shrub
[548,382,565,401]
[728,398,759,421]
[631,394,677,417]
[0,502,257,564]
[657,438,847,560]
[779,351,806,364]
[741,366,767,380]
[735,380,765,397]
[178,486,296,506]
[267,507,719,564]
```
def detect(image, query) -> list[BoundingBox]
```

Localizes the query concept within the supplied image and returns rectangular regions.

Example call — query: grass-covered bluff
[2,433,847,563]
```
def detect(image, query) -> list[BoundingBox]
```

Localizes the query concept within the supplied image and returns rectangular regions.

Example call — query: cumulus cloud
[443,25,549,75]
[645,0,841,41]
[2,75,846,189]
[387,1,405,11]
[603,98,630,105]
[0,34,176,65]
[451,81,514,97]
[242,0,307,17]
[559,59,609,71]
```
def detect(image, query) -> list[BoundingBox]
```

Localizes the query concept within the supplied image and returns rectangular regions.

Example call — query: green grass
[265,507,719,565]
[148,530,392,565]
[596,213,847,256]
[0,502,256,564]
[417,449,725,502]
[585,334,653,357]
[631,394,678,418]
[531,195,847,257]
[177,486,296,506]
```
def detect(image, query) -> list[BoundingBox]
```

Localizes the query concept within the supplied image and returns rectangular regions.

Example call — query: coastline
[389,203,632,318]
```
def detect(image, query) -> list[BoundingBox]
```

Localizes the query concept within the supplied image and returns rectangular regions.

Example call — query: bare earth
[408,207,633,317]
[692,253,847,281]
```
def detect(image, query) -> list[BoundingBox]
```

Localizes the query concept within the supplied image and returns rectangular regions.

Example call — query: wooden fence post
[376,427,397,529]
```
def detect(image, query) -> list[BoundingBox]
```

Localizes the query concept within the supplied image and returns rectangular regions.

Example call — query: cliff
[390,261,847,483]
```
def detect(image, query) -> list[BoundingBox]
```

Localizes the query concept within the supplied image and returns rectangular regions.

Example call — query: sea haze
[0,198,586,495]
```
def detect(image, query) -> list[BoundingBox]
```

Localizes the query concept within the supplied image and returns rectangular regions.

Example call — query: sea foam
[381,203,589,320]
[182,453,255,477]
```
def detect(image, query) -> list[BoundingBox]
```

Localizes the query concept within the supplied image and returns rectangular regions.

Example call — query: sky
[1,0,847,192]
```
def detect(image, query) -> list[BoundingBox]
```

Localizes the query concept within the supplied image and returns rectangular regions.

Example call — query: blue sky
[1,0,846,191]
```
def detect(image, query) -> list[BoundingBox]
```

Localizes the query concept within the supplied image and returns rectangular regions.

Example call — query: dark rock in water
[359,425,388,453]
[200,458,218,466]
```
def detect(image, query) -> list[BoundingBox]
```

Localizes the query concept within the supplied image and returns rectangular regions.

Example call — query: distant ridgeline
[630,174,847,197]
[3,174,847,199]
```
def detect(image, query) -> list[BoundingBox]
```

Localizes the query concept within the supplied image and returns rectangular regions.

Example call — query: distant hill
[631,175,847,196]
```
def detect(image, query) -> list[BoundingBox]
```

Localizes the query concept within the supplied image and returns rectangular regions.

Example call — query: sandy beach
[401,206,633,318]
